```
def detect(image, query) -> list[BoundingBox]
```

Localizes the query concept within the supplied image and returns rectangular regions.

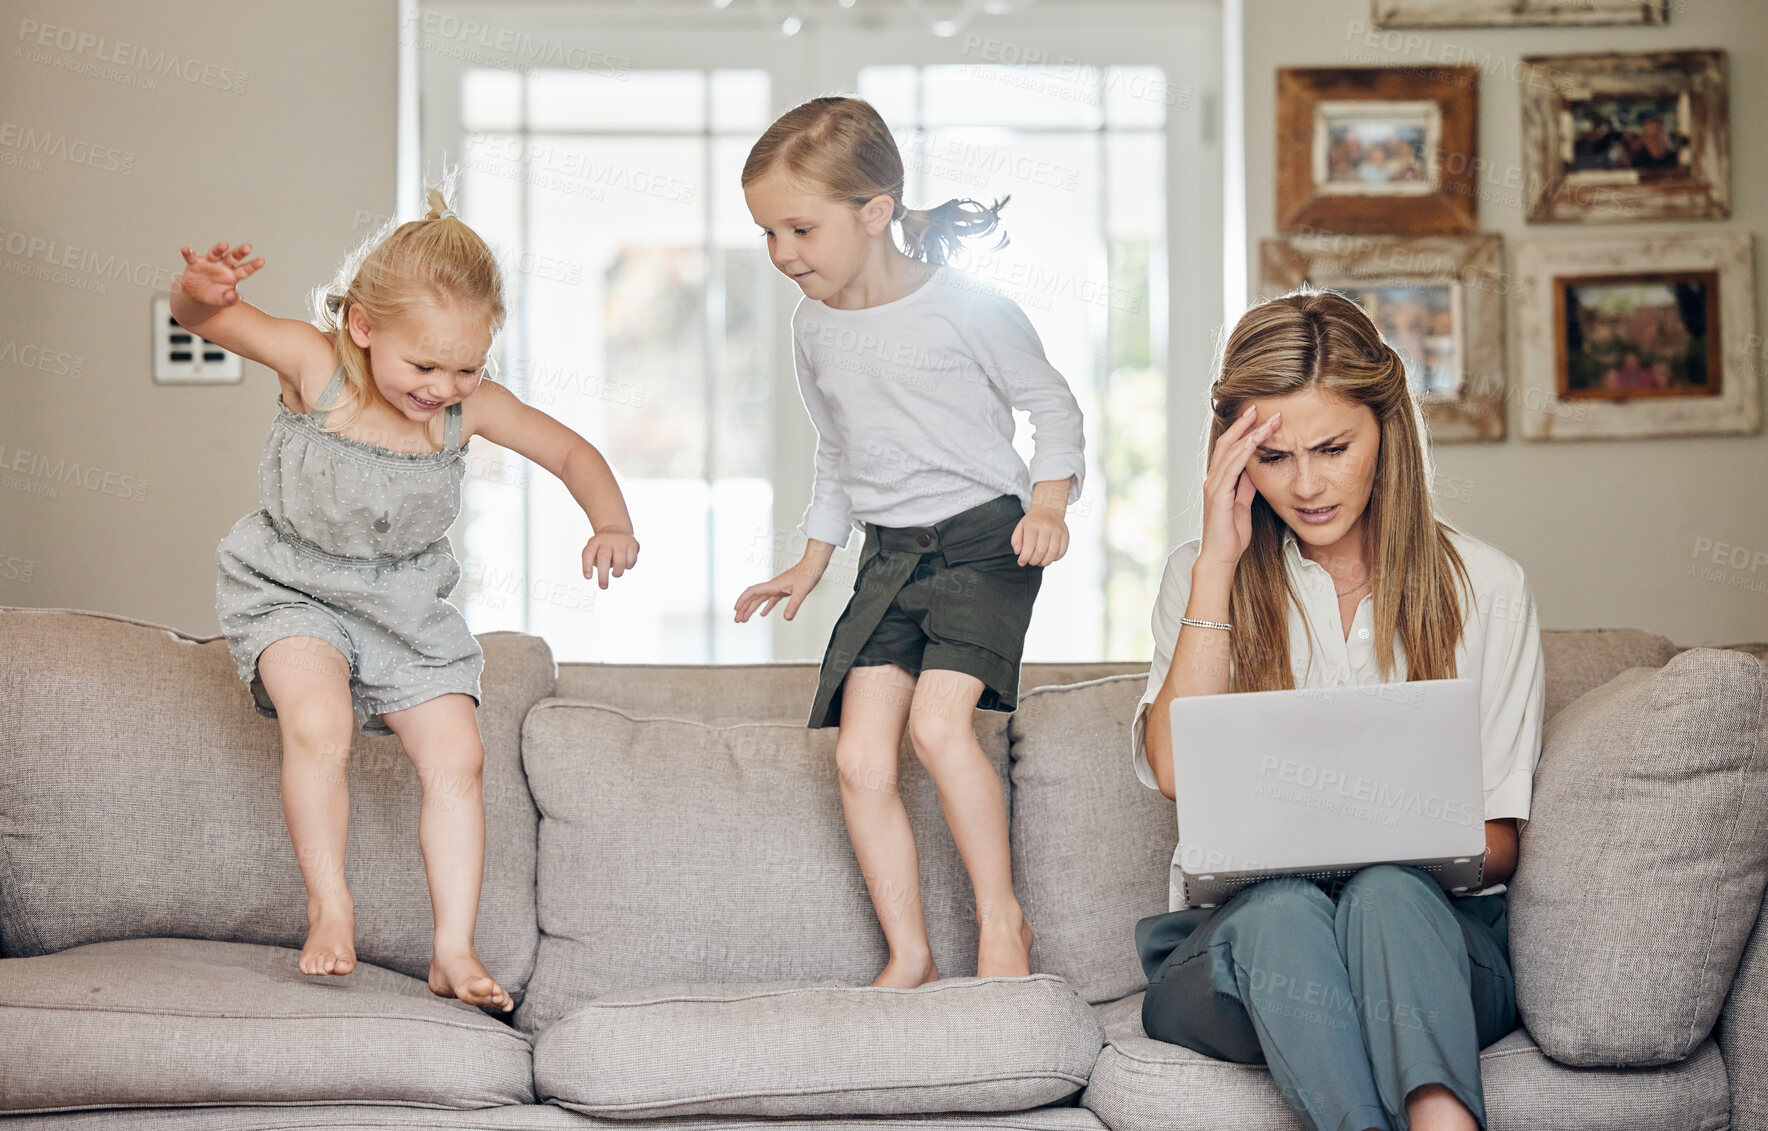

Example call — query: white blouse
[1130,524,1546,910]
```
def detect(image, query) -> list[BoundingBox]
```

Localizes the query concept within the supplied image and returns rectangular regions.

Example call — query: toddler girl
[173,190,638,1009]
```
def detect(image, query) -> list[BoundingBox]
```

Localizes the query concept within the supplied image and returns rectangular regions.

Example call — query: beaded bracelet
[1180,616,1232,632]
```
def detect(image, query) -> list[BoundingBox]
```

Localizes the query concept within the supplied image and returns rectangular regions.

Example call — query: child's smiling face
[744,167,890,300]
[347,299,492,422]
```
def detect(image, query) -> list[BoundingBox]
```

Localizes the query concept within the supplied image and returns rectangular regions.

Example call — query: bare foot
[976,914,1034,978]
[429,946,513,1012]
[300,899,356,976]
[873,950,939,988]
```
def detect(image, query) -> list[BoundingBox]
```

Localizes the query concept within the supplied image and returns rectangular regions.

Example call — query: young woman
[1131,289,1544,1131]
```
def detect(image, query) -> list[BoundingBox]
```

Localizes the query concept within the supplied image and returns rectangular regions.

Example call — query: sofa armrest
[1720,892,1768,1130]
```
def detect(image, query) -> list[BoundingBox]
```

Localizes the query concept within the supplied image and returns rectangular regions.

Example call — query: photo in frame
[1259,234,1505,442]
[1515,232,1757,440]
[1278,67,1477,235]
[1372,0,1667,28]
[1521,50,1729,223]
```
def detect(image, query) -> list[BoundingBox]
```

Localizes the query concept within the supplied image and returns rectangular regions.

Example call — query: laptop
[1168,677,1487,907]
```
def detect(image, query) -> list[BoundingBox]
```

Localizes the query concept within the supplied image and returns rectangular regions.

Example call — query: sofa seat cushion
[532,974,1105,1118]
[1007,675,1175,1006]
[1510,648,1768,1066]
[0,1106,1114,1130]
[0,938,535,1113]
[548,662,1146,725]
[1080,992,1729,1131]
[514,700,1011,1034]
[0,609,553,1000]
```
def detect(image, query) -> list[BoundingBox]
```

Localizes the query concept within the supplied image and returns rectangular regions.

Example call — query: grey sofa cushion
[0,609,552,998]
[1511,647,1768,1066]
[1081,991,1730,1131]
[1008,675,1174,1004]
[514,700,1011,1033]
[1720,893,1768,1131]
[0,938,534,1113]
[0,1106,1113,1130]
[1540,628,1679,723]
[534,975,1105,1118]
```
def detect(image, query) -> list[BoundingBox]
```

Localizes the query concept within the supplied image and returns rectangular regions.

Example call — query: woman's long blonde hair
[312,186,504,445]
[742,96,1008,265]
[1209,288,1473,691]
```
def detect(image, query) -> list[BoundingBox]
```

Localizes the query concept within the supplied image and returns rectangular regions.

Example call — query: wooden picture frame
[1278,67,1477,235]
[1515,232,1757,440]
[1259,234,1506,442]
[1373,0,1667,28]
[1521,50,1730,223]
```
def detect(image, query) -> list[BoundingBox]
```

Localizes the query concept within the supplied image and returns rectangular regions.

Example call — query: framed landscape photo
[1259,234,1505,442]
[1521,51,1729,223]
[1515,232,1757,440]
[1277,67,1478,235]
[1373,0,1668,27]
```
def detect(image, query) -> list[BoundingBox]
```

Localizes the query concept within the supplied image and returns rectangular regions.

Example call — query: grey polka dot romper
[215,365,482,736]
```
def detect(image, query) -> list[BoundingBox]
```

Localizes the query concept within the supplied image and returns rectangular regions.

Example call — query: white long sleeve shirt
[792,266,1087,547]
[1130,524,1546,910]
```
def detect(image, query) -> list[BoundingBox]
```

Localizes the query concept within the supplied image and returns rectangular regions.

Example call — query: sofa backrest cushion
[1511,648,1768,1066]
[1008,675,1172,1004]
[0,608,553,998]
[513,699,1011,1033]
[1540,628,1678,724]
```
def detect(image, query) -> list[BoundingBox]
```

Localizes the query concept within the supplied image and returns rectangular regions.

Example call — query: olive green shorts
[807,494,1043,729]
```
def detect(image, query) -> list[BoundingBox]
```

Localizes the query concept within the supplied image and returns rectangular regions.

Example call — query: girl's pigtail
[423,187,454,223]
[897,194,1011,265]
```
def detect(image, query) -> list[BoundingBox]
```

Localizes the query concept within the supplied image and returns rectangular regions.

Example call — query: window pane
[1104,65,1169,130]
[922,63,1102,129]
[711,69,771,133]
[462,69,521,131]
[866,62,1170,662]
[857,64,918,122]
[528,69,705,131]
[457,65,770,663]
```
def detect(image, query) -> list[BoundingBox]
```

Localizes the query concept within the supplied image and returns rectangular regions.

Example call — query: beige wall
[1241,0,1768,645]
[0,0,397,633]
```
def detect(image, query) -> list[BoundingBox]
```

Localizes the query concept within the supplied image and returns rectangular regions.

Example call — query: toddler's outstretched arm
[169,240,336,408]
[463,381,638,587]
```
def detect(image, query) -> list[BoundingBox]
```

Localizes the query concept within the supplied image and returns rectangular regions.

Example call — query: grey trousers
[1135,864,1516,1131]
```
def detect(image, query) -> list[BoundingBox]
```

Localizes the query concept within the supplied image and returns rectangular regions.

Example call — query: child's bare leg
[257,636,357,976]
[836,663,938,988]
[381,692,512,1012]
[908,669,1032,978]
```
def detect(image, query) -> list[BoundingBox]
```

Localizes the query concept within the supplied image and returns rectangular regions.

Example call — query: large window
[448,67,777,663]
[417,3,1219,664]
[857,61,1169,660]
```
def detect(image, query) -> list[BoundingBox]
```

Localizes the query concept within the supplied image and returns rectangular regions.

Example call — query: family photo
[2,3,1766,1131]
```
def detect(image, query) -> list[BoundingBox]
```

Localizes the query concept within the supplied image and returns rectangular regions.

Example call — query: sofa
[0,604,1764,1130]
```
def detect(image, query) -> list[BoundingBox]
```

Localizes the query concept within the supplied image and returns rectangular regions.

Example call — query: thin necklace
[1335,573,1373,598]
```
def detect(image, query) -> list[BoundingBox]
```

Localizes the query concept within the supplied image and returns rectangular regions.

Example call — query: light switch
[153,297,242,384]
